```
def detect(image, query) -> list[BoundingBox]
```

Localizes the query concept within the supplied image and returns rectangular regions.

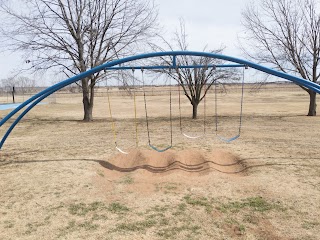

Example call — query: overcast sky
[156,0,249,54]
[0,0,250,82]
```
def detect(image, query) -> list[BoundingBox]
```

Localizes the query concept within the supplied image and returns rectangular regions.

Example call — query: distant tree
[0,77,14,90]
[0,0,158,121]
[241,0,320,116]
[16,76,36,93]
[0,76,36,101]
[150,20,238,119]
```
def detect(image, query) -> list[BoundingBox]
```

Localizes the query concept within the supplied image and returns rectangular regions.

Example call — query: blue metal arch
[1,51,319,149]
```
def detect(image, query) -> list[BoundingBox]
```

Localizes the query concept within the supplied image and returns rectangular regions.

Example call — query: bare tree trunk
[12,86,15,103]
[192,102,198,119]
[82,78,94,121]
[83,94,93,121]
[307,91,317,116]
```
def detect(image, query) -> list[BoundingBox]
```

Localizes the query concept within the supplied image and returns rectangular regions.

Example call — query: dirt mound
[206,149,244,173]
[101,148,245,175]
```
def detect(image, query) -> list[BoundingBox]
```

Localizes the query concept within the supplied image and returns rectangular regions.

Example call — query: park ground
[0,84,320,239]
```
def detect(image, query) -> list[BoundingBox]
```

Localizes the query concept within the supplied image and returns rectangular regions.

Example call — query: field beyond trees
[0,84,319,239]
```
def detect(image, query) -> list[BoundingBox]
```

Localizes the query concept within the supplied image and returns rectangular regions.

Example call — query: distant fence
[54,83,303,98]
[0,83,304,103]
[0,87,56,104]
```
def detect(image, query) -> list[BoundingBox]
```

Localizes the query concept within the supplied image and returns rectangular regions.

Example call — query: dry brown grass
[0,84,320,239]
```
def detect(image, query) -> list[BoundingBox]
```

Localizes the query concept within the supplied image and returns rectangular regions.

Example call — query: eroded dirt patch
[99,148,245,176]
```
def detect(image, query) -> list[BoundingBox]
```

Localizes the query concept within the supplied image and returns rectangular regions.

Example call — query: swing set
[106,57,247,154]
[1,51,319,152]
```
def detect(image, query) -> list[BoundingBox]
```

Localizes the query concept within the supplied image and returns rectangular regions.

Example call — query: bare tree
[172,56,238,119]
[150,21,239,119]
[16,76,36,93]
[0,76,35,90]
[241,0,320,116]
[0,0,158,121]
[0,76,38,103]
[0,77,14,89]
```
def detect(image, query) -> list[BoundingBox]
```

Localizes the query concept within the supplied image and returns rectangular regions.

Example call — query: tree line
[0,0,319,119]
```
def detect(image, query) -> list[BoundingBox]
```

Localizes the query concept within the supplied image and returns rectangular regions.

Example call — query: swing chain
[142,68,173,152]
[142,68,151,145]
[215,66,246,142]
[132,68,138,147]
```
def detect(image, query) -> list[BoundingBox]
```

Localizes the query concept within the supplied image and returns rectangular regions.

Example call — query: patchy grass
[224,217,246,233]
[157,225,201,239]
[96,169,104,177]
[155,182,179,192]
[111,201,203,238]
[239,224,246,234]
[114,219,157,233]
[68,202,106,216]
[109,199,207,238]
[147,204,170,213]
[78,221,99,231]
[172,203,187,216]
[91,213,108,221]
[3,220,14,229]
[58,220,99,237]
[301,220,320,229]
[108,202,130,213]
[218,196,284,213]
[24,221,47,235]
[242,214,259,225]
[183,195,213,213]
[58,220,76,238]
[68,201,129,216]
[119,175,134,184]
[178,203,187,211]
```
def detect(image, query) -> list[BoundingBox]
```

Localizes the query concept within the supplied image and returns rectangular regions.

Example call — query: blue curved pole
[0,87,57,149]
[1,51,320,150]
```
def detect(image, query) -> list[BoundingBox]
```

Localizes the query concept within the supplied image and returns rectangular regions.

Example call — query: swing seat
[116,145,129,154]
[217,134,240,143]
[149,144,172,152]
[182,133,204,139]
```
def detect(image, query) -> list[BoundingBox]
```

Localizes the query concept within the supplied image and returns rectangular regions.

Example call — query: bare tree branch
[149,19,240,119]
[0,0,159,120]
[241,0,320,115]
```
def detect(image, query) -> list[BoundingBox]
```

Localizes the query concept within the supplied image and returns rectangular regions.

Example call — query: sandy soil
[0,84,320,239]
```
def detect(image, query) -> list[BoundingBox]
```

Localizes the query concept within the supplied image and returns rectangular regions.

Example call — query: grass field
[0,84,320,239]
